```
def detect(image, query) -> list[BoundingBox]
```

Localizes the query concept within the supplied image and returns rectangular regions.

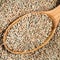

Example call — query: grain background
[0,0,60,60]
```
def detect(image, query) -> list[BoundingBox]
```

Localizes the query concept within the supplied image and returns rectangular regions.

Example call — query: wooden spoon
[3,5,60,54]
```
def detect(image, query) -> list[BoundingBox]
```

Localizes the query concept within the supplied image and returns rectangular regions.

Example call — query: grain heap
[5,13,53,52]
[0,0,60,60]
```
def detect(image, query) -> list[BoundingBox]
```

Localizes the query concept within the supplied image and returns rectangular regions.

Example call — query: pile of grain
[0,0,60,60]
[6,13,52,52]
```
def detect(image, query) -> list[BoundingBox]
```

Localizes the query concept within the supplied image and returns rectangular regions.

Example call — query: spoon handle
[48,5,60,27]
[51,5,60,20]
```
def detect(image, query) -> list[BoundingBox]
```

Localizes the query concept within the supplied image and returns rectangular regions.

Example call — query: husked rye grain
[0,0,60,60]
[5,13,53,52]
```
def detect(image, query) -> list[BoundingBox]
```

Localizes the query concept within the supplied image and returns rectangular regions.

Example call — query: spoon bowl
[3,5,60,54]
